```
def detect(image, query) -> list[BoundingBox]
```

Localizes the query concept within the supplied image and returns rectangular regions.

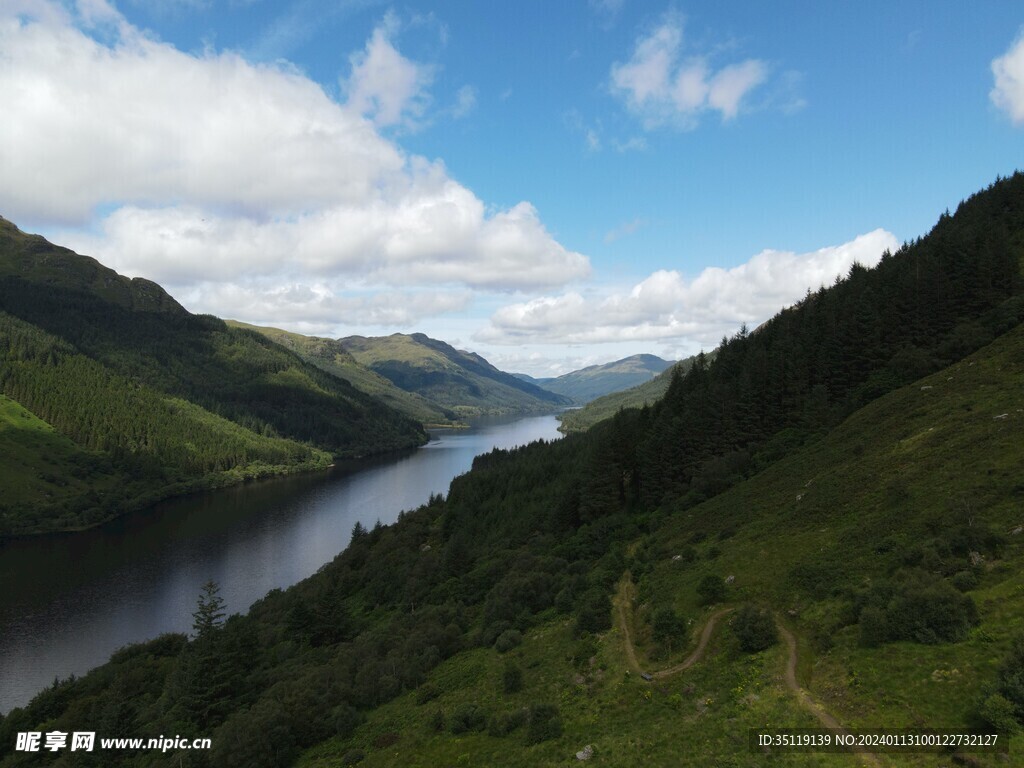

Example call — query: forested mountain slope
[0,218,426,535]
[3,174,1023,766]
[339,333,571,418]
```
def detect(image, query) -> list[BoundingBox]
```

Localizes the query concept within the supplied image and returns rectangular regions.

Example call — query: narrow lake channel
[0,413,563,713]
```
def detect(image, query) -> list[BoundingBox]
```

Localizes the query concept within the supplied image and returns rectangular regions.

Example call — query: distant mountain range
[516,353,674,404]
[555,354,700,432]
[337,333,571,419]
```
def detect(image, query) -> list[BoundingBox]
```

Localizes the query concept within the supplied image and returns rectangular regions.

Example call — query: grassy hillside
[0,218,426,535]
[228,322,458,426]
[340,332,571,418]
[3,174,1024,767]
[557,355,698,432]
[298,320,1024,768]
[524,354,674,405]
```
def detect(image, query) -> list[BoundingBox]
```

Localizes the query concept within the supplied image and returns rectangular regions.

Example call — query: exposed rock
[671,554,682,561]
[725,575,735,584]
[575,744,594,761]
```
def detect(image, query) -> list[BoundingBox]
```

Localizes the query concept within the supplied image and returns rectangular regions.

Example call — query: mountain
[0,217,426,536]
[338,332,571,418]
[520,354,674,405]
[4,173,1024,766]
[557,355,699,432]
[228,322,458,427]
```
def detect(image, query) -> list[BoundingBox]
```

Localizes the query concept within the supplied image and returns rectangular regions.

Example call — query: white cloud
[344,11,433,130]
[991,30,1024,125]
[603,217,646,243]
[451,84,477,118]
[610,12,768,129]
[476,229,899,348]
[184,281,472,330]
[0,2,588,325]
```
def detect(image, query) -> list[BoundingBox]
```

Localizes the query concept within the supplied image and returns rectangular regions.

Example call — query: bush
[858,606,889,648]
[652,607,686,653]
[488,708,528,736]
[525,704,562,744]
[885,572,979,643]
[697,574,726,605]
[951,570,979,592]
[733,604,777,653]
[449,703,487,734]
[857,570,979,645]
[502,660,524,694]
[574,588,612,634]
[997,634,1024,714]
[494,629,523,653]
[978,693,1020,734]
[415,683,439,705]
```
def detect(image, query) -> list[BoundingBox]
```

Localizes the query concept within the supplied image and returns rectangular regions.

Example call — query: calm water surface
[0,414,561,713]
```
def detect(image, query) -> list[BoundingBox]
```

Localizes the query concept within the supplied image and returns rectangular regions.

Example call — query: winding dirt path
[652,608,732,679]
[614,573,884,766]
[613,574,730,679]
[775,618,884,767]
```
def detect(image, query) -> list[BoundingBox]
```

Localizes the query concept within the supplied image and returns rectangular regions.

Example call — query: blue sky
[1,1,1022,375]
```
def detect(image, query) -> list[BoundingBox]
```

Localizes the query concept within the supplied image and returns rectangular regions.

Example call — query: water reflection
[0,414,561,712]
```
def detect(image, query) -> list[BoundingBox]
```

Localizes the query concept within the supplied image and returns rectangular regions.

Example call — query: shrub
[978,693,1019,734]
[885,572,979,643]
[951,570,979,592]
[733,604,777,653]
[858,606,889,648]
[525,704,562,744]
[488,708,528,736]
[997,634,1024,715]
[502,661,524,694]
[652,607,686,653]
[494,629,523,653]
[574,588,612,634]
[449,703,487,734]
[857,570,979,645]
[697,574,726,605]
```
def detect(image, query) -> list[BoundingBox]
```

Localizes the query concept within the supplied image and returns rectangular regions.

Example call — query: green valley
[0,218,427,536]
[3,173,1023,767]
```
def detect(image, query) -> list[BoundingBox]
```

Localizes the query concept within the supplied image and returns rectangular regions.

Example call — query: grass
[0,394,126,528]
[297,324,1024,766]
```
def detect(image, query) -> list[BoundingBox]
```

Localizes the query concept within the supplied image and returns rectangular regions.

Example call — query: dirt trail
[613,576,642,675]
[652,608,732,679]
[614,573,885,766]
[613,574,729,679]
[775,619,884,768]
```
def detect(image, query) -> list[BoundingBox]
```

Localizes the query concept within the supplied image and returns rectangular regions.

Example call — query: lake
[0,413,562,713]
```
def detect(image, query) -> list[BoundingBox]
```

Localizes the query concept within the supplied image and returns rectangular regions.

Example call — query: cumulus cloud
[476,229,899,347]
[0,1,588,324]
[991,30,1024,125]
[180,281,472,331]
[610,12,767,129]
[345,11,434,130]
